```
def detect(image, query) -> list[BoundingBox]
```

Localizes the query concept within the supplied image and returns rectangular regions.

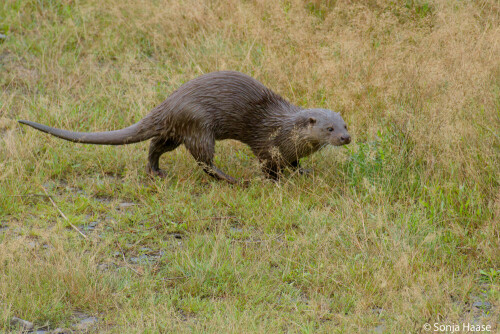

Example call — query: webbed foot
[298,168,313,176]
[146,164,168,178]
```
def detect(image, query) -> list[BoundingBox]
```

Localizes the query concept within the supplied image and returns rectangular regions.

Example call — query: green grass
[1,0,499,332]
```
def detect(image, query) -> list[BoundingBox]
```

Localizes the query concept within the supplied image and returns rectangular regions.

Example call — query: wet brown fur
[19,71,351,183]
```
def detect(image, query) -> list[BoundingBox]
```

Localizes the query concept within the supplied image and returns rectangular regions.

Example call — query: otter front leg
[290,160,312,175]
[184,136,239,184]
[146,137,180,177]
[262,161,282,181]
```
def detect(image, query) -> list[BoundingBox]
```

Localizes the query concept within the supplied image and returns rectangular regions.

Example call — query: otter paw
[148,168,168,178]
[298,168,313,176]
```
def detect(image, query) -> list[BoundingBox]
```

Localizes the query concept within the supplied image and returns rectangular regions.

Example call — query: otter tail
[18,120,154,145]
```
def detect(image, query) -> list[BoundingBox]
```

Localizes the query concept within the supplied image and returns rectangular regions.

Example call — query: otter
[19,71,351,184]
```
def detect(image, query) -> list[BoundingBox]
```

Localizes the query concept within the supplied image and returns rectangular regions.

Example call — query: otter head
[297,109,351,147]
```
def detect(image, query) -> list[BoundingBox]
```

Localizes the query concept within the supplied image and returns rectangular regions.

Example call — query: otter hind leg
[184,136,239,184]
[146,137,180,178]
[202,164,239,184]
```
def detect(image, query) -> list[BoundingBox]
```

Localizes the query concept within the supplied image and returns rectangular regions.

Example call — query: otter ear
[308,117,316,125]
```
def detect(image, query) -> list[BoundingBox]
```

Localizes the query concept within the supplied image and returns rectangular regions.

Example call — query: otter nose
[340,134,351,144]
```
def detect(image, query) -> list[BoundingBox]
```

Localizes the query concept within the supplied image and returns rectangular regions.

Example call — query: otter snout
[340,134,351,145]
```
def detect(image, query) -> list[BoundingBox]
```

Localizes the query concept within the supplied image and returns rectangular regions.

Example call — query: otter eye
[327,127,334,132]
[344,125,348,130]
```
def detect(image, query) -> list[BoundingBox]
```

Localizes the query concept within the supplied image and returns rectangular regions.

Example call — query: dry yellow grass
[1,0,499,332]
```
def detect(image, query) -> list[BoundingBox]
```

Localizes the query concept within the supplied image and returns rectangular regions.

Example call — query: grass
[0,0,499,332]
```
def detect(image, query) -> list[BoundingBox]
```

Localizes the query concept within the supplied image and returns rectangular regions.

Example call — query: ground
[0,0,499,333]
